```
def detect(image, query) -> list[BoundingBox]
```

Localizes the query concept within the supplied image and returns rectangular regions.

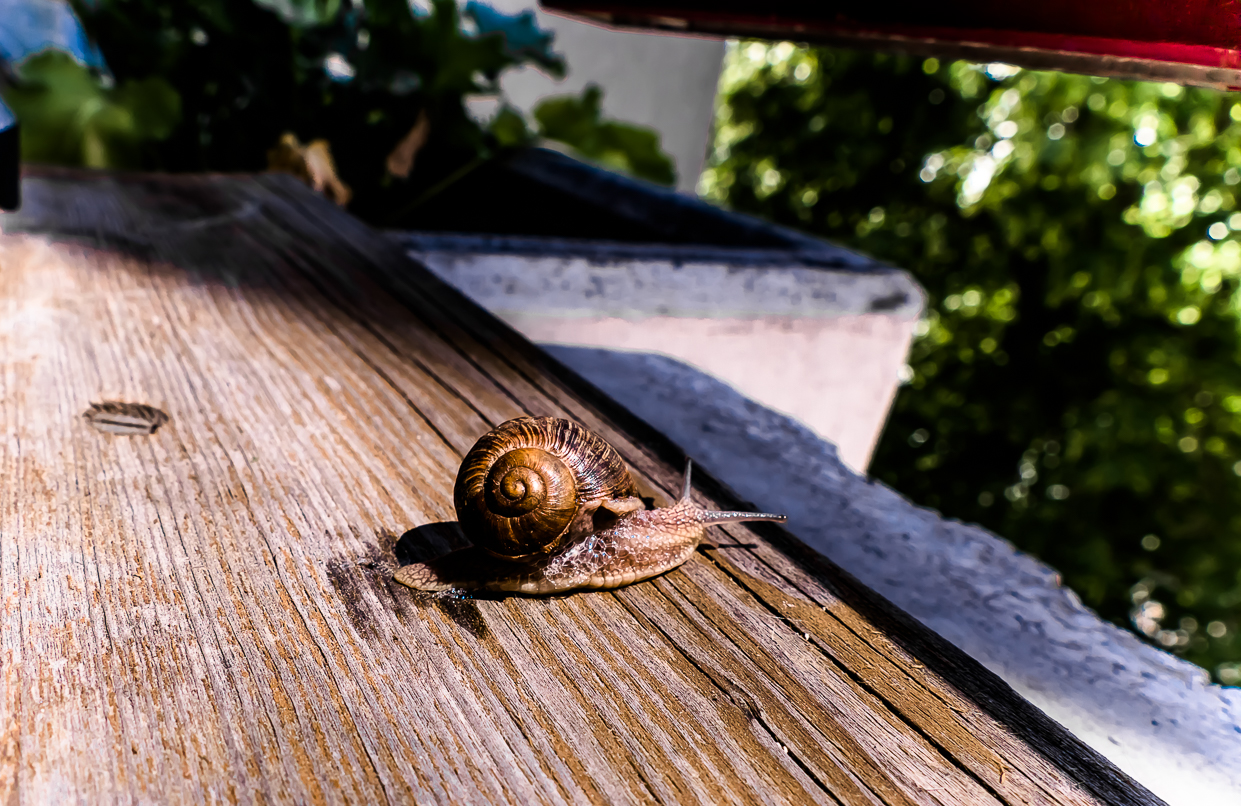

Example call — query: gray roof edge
[392,231,886,272]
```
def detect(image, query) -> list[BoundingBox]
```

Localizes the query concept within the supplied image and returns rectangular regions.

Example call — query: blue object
[0,0,107,211]
[0,0,107,71]
[0,0,111,211]
[464,1,561,70]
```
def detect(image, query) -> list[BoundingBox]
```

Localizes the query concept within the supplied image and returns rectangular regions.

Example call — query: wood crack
[694,545,1011,806]
[612,590,851,805]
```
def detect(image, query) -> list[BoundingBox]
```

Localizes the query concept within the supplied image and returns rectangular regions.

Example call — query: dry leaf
[266,132,306,176]
[386,111,431,179]
[266,132,352,206]
[302,140,352,206]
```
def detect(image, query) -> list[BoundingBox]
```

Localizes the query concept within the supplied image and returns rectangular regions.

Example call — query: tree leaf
[534,84,675,185]
[250,0,341,27]
[1,49,179,167]
[488,104,530,147]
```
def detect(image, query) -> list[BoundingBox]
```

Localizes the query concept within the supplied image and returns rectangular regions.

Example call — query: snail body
[394,417,787,595]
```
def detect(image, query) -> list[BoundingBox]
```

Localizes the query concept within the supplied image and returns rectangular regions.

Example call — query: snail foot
[393,546,508,592]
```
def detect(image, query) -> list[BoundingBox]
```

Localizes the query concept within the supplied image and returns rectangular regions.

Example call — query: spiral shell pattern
[454,417,636,559]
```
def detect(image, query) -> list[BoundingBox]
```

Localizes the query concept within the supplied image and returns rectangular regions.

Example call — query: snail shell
[454,417,637,560]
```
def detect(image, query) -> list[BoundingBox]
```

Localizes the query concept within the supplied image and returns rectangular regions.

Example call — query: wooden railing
[0,169,1162,805]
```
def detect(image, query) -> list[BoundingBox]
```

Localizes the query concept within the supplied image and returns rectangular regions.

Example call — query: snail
[394,417,787,595]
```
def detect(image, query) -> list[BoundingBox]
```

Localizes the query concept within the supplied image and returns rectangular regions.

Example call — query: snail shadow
[391,521,496,638]
[392,522,602,604]
[394,521,468,565]
[392,520,583,635]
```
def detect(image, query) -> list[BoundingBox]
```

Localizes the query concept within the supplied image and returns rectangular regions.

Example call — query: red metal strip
[542,0,1241,89]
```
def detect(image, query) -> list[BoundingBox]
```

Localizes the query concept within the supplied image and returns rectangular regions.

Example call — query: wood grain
[0,170,1162,805]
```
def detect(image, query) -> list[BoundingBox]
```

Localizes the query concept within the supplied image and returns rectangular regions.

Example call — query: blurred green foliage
[3,49,178,167]
[251,0,341,27]
[534,84,674,186]
[703,42,1241,683]
[0,0,673,222]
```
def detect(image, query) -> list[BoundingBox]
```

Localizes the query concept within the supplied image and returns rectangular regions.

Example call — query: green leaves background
[705,42,1241,683]
[0,0,674,222]
[4,49,178,167]
[533,84,674,186]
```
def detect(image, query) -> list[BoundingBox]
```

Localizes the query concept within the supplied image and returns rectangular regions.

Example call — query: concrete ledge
[543,345,1241,806]
[405,235,922,471]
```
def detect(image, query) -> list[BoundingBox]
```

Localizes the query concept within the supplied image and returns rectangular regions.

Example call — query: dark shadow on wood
[395,521,467,566]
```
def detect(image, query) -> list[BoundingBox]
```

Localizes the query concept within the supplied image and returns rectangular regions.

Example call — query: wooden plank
[0,169,1161,806]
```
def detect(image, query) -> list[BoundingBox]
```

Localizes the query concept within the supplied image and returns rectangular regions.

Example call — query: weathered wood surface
[0,170,1161,806]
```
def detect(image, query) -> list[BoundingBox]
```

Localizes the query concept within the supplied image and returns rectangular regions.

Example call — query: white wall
[483,1,725,192]
[412,247,923,474]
